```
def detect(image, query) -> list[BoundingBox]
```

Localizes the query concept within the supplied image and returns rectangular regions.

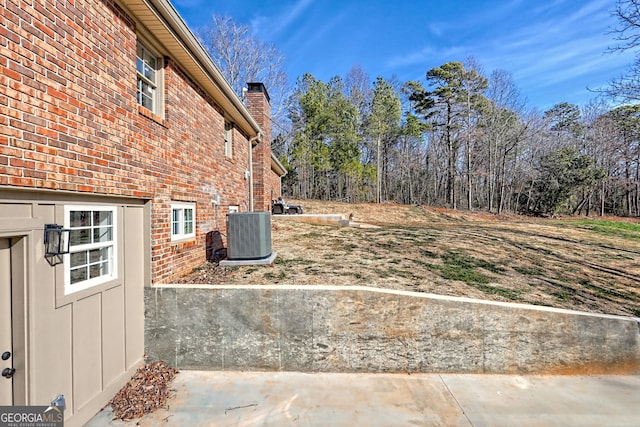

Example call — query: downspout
[248,132,262,212]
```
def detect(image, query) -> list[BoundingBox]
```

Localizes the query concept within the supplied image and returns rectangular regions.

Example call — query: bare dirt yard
[175,200,640,317]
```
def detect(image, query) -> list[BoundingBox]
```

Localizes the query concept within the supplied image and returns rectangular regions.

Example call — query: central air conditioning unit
[226,212,272,260]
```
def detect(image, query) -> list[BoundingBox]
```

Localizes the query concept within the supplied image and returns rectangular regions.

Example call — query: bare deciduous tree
[196,15,291,122]
[604,0,640,101]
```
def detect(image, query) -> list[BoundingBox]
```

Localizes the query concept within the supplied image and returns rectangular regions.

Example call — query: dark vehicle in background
[272,198,303,214]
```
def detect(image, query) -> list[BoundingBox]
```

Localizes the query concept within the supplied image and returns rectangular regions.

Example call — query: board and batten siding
[0,193,146,427]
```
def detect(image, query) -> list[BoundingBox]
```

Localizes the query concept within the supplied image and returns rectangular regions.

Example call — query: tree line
[277,65,639,217]
[197,1,640,217]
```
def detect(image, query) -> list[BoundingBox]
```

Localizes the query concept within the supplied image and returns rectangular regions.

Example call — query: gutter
[271,153,287,177]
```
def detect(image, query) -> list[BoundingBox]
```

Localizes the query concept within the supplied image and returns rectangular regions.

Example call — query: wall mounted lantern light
[44,224,70,265]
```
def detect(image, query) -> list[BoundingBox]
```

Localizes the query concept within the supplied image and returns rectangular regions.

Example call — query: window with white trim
[224,121,233,158]
[64,206,117,294]
[136,42,162,114]
[171,203,196,241]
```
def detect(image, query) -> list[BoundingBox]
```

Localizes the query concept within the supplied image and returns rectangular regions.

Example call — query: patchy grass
[513,266,544,276]
[572,219,640,240]
[244,267,259,275]
[441,251,506,274]
[552,290,573,302]
[175,200,640,317]
[473,284,523,301]
[421,251,506,285]
[275,257,315,267]
[426,262,492,285]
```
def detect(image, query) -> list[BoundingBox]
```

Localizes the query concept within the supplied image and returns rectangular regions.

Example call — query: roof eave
[117,0,262,136]
[271,153,287,177]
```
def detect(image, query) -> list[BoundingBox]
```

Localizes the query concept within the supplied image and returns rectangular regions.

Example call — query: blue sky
[172,0,635,111]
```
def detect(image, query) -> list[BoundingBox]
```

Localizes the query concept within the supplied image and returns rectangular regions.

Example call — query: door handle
[1,367,15,379]
[1,352,10,361]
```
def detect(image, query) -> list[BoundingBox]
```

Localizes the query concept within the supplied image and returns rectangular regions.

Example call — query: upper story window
[64,206,118,295]
[136,42,162,115]
[224,121,233,158]
[171,202,196,241]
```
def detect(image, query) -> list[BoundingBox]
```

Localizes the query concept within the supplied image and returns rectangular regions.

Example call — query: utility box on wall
[226,212,272,259]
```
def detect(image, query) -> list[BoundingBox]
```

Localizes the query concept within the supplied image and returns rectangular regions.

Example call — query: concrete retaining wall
[145,285,640,374]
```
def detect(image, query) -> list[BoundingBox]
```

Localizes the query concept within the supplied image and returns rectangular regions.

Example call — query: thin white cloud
[281,8,355,79]
[386,47,434,69]
[566,0,609,24]
[252,0,315,40]
[381,0,630,107]
[170,0,629,108]
[387,0,526,71]
[482,2,627,87]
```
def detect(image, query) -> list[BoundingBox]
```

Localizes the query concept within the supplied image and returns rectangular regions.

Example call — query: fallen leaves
[109,360,179,421]
[172,265,235,284]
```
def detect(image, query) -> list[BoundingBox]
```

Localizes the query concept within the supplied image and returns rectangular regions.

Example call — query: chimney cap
[247,82,270,103]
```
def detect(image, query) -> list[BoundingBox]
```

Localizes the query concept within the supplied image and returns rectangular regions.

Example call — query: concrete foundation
[144,285,640,374]
[219,252,278,266]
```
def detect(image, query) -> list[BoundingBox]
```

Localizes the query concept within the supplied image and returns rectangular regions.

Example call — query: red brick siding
[266,168,282,202]
[0,0,253,283]
[246,88,272,212]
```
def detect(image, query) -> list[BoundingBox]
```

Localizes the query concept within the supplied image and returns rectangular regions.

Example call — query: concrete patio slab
[86,371,640,427]
[443,374,640,427]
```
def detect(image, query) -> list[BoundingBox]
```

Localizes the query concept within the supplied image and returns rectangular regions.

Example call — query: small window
[224,121,233,158]
[64,206,117,294]
[171,203,196,241]
[136,42,162,114]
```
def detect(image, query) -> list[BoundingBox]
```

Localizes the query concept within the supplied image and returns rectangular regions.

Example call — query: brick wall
[0,0,253,282]
[246,83,272,212]
[266,163,282,202]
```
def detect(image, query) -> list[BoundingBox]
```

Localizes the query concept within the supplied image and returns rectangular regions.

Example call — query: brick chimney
[246,82,271,212]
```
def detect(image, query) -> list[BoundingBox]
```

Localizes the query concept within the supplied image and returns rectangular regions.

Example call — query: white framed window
[64,206,117,295]
[224,121,233,158]
[136,41,162,114]
[171,202,196,241]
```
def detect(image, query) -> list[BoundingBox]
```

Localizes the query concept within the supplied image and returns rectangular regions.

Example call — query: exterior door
[0,238,13,404]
